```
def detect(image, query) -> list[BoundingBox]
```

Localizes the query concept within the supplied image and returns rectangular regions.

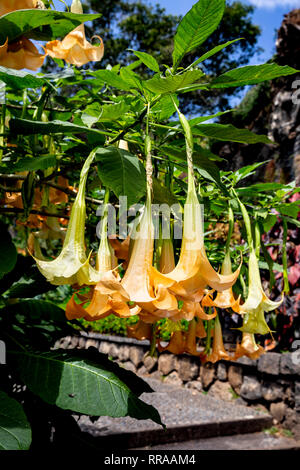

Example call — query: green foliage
[0,392,32,450]
[0,9,101,43]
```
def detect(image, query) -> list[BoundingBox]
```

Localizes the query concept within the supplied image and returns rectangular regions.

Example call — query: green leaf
[96,146,146,207]
[9,349,163,425]
[82,101,129,128]
[0,391,32,450]
[173,0,226,68]
[10,118,109,140]
[151,94,178,121]
[144,70,204,94]
[0,9,101,44]
[88,70,132,90]
[130,50,160,73]
[0,224,17,280]
[189,38,243,68]
[211,63,299,89]
[262,214,278,233]
[161,145,224,189]
[278,203,300,219]
[236,182,290,196]
[0,67,47,90]
[153,178,180,206]
[231,161,268,184]
[193,123,273,144]
[12,155,57,172]
[1,300,74,349]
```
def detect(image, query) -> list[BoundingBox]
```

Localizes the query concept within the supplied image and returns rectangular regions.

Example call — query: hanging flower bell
[0,37,46,71]
[45,0,104,67]
[33,150,101,286]
[235,332,265,360]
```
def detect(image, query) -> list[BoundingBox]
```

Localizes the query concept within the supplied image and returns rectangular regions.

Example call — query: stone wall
[55,332,300,437]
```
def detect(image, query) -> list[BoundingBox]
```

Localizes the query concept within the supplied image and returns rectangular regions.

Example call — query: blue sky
[53,0,299,64]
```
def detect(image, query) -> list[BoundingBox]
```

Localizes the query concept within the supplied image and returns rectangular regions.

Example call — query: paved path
[76,378,275,449]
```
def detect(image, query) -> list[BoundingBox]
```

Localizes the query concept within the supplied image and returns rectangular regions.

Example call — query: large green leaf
[211,63,299,89]
[0,10,101,44]
[82,101,129,128]
[189,38,242,68]
[9,349,163,425]
[89,70,132,91]
[0,392,32,450]
[0,67,47,90]
[10,118,109,140]
[193,123,273,144]
[1,300,75,350]
[130,50,160,73]
[96,146,146,207]
[151,94,178,121]
[0,224,17,280]
[12,155,57,172]
[144,70,204,94]
[173,0,226,69]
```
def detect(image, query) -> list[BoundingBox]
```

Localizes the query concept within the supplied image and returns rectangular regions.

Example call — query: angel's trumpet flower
[237,201,283,335]
[0,0,43,16]
[235,332,265,360]
[212,207,241,313]
[204,314,230,363]
[33,150,101,286]
[127,320,152,341]
[239,248,283,335]
[159,238,175,274]
[158,318,204,356]
[166,111,240,300]
[66,190,137,321]
[0,37,46,71]
[121,188,177,313]
[45,0,104,67]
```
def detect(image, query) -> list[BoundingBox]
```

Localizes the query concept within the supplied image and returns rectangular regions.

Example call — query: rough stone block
[143,354,157,373]
[270,402,286,423]
[240,375,262,401]
[122,361,137,373]
[137,365,147,375]
[208,380,233,402]
[258,353,280,375]
[177,356,199,382]
[108,343,119,359]
[129,346,144,367]
[158,353,176,375]
[99,341,110,354]
[262,382,284,401]
[235,356,257,367]
[280,353,300,376]
[228,365,243,394]
[185,381,203,392]
[118,345,130,362]
[217,362,227,381]
[85,339,99,350]
[164,371,183,387]
[200,363,215,390]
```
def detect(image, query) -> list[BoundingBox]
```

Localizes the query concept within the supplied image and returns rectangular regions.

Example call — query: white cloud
[248,0,300,9]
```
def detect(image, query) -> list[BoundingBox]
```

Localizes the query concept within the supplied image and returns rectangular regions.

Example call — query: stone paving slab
[136,432,300,451]
[76,378,273,449]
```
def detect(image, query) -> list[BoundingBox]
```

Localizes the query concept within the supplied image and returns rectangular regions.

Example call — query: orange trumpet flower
[204,314,230,363]
[0,0,43,16]
[0,37,46,71]
[234,332,265,360]
[45,0,104,67]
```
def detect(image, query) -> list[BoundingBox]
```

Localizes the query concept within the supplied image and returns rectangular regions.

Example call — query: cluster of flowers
[0,0,104,70]
[1,0,283,364]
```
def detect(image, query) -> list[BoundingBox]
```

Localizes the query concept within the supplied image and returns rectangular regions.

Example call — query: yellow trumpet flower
[213,251,241,313]
[238,248,283,335]
[235,332,265,360]
[45,0,104,67]
[204,314,230,363]
[33,150,101,286]
[0,37,46,71]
